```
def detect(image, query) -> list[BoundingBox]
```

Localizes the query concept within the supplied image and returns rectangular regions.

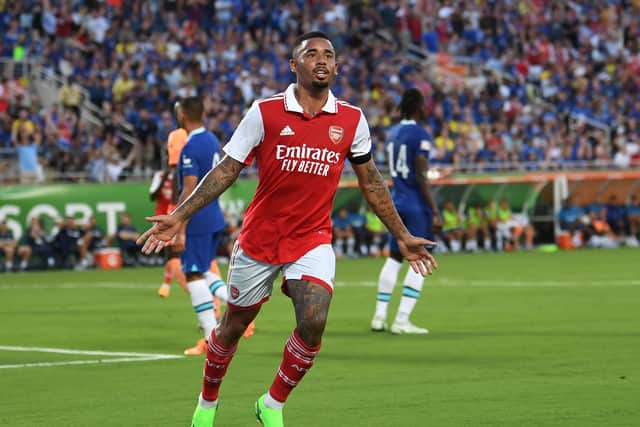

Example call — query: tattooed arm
[352,158,438,275]
[137,155,244,253]
[173,155,244,221]
[352,158,410,240]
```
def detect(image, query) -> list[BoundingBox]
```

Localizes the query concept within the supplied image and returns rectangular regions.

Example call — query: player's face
[291,38,338,90]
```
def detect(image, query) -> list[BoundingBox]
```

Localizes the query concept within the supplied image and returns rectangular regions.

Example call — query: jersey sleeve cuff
[348,152,372,164]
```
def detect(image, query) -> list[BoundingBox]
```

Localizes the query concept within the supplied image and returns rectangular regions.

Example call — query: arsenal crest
[328,125,344,144]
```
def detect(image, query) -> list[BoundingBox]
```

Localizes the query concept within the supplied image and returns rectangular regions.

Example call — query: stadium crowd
[1,0,640,183]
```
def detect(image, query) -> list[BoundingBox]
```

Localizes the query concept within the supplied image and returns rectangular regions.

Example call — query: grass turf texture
[1,249,638,426]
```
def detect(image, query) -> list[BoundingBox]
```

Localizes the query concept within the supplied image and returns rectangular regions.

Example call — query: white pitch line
[0,345,181,358]
[0,282,157,290]
[0,346,183,370]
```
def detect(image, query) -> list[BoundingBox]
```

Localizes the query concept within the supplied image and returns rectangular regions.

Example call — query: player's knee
[217,308,258,343]
[297,312,328,344]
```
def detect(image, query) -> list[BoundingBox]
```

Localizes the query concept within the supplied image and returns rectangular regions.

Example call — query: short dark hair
[292,31,332,58]
[399,88,424,119]
[178,96,204,121]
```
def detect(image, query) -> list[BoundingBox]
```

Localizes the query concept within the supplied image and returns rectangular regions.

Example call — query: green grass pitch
[1,249,638,426]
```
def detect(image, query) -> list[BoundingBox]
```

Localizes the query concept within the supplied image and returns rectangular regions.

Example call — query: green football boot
[254,394,284,427]
[191,402,217,427]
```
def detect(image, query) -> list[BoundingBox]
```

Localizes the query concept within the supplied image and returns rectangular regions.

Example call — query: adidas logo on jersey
[280,125,295,136]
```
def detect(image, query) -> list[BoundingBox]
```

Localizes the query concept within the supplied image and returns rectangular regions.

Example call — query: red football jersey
[149,170,174,215]
[224,84,371,264]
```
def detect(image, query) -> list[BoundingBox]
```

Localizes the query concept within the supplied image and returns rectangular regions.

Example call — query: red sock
[268,329,321,403]
[202,331,238,402]
[163,263,171,285]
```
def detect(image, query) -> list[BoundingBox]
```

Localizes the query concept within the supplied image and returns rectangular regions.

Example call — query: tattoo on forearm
[360,163,409,239]
[175,156,243,221]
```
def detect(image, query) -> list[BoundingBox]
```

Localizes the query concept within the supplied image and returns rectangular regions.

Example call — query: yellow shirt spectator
[112,75,135,102]
[11,119,34,139]
[435,135,455,152]
[60,83,83,109]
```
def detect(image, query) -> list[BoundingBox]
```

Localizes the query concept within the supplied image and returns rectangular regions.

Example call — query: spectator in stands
[59,76,83,116]
[332,208,356,258]
[11,108,34,142]
[441,200,463,252]
[114,212,140,266]
[14,122,42,184]
[17,217,55,270]
[87,149,106,182]
[0,220,17,272]
[52,216,82,269]
[2,0,640,183]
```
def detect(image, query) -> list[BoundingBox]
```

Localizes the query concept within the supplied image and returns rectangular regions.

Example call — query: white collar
[400,119,417,124]
[187,127,206,140]
[284,83,338,115]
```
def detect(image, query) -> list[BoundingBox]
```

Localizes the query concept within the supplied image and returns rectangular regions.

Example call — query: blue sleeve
[180,144,200,177]
[416,128,432,158]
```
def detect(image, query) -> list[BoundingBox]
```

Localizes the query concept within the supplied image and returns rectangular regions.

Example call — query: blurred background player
[371,88,441,335]
[364,205,387,257]
[114,212,142,265]
[466,202,490,251]
[52,216,82,269]
[628,195,640,245]
[441,200,463,253]
[558,196,587,248]
[174,97,249,356]
[77,216,107,269]
[496,198,535,251]
[16,216,54,270]
[332,207,355,258]
[152,126,188,298]
[0,220,17,272]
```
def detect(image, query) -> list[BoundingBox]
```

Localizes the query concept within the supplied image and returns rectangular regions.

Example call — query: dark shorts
[389,209,434,254]
[181,231,223,274]
[163,245,182,260]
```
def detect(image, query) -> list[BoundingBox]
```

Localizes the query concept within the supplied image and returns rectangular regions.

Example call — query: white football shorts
[225,242,335,310]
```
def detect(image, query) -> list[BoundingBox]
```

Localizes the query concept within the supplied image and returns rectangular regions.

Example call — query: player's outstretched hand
[136,214,182,254]
[397,235,438,276]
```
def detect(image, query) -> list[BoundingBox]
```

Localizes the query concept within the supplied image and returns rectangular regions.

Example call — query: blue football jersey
[177,127,226,234]
[386,120,433,213]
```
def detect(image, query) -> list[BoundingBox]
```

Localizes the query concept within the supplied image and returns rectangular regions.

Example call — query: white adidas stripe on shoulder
[336,100,363,112]
[256,94,285,107]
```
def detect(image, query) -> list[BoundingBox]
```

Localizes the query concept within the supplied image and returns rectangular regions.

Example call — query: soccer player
[152,127,189,297]
[627,194,640,245]
[52,216,82,269]
[173,97,233,356]
[77,216,107,269]
[370,88,442,335]
[442,200,464,252]
[466,202,490,251]
[137,31,437,427]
